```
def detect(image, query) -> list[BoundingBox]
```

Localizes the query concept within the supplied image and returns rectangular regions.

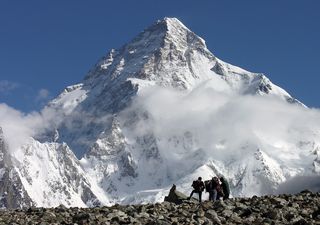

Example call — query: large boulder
[164,184,189,204]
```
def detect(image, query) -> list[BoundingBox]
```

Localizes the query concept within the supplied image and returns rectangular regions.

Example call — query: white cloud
[38,88,50,99]
[119,81,320,191]
[0,80,19,94]
[0,103,62,152]
[0,103,43,151]
[36,88,50,102]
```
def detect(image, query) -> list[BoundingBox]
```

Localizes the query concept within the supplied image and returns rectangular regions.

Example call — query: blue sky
[0,0,319,112]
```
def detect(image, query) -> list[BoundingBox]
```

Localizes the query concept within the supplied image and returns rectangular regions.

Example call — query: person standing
[210,177,222,201]
[188,177,205,202]
[220,177,230,200]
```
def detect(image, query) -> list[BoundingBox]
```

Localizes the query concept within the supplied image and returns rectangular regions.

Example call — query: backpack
[192,180,199,189]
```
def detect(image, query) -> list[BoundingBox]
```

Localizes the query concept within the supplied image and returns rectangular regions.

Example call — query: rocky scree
[0,191,319,225]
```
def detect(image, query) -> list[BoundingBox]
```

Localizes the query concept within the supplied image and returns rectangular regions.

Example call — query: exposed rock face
[80,118,137,204]
[0,191,319,224]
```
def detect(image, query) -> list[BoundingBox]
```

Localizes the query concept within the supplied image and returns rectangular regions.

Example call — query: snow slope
[11,139,100,208]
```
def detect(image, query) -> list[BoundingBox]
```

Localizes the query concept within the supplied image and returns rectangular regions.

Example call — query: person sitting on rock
[188,177,205,202]
[220,176,230,200]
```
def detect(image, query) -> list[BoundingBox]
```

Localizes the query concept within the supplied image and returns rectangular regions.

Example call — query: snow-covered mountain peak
[80,16,302,106]
[2,17,317,208]
[161,17,207,48]
[162,17,189,30]
[45,17,305,160]
[83,17,213,90]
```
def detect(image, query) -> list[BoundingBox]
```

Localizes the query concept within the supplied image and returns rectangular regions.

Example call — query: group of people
[188,176,230,203]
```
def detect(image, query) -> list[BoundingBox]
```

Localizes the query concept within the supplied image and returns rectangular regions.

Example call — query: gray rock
[221,209,233,218]
[270,197,287,207]
[263,209,279,220]
[0,191,320,224]
[230,214,243,224]
[205,210,221,224]
[164,184,188,205]
[146,220,171,225]
[72,212,90,222]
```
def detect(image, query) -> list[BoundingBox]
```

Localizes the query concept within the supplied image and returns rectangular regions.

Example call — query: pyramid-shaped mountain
[48,17,302,157]
[0,18,318,208]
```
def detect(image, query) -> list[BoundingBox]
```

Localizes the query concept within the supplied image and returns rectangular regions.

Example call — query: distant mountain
[0,126,100,208]
[0,17,318,208]
[0,127,34,208]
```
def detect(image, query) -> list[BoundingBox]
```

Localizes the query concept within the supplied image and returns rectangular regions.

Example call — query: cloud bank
[122,83,320,161]
[119,81,320,194]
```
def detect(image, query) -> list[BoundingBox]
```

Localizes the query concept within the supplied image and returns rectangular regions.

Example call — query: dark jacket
[220,178,230,196]
[210,178,218,189]
[192,180,205,192]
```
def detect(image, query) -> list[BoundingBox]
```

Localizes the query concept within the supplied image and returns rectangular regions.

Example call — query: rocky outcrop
[164,184,189,204]
[0,191,319,224]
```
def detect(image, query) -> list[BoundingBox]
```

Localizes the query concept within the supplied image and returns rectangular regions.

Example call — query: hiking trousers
[189,190,203,202]
[209,189,218,201]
